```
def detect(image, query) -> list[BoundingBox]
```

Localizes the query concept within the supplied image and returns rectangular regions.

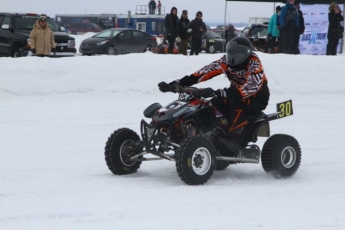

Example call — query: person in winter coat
[225,24,236,44]
[29,15,56,57]
[189,11,207,55]
[157,1,162,15]
[267,6,281,53]
[148,0,157,14]
[326,2,344,55]
[279,0,299,54]
[292,1,305,54]
[178,10,191,55]
[159,37,270,149]
[164,7,179,54]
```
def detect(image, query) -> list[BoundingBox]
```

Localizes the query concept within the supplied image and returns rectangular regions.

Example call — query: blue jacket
[268,14,280,37]
[279,2,299,28]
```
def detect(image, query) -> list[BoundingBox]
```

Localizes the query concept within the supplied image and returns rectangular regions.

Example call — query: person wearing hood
[326,2,344,55]
[267,6,281,53]
[177,10,191,55]
[164,7,179,54]
[279,0,299,54]
[29,15,56,57]
[189,11,207,55]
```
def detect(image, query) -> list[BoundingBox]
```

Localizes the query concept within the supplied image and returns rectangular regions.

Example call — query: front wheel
[104,128,142,175]
[176,135,216,185]
[107,46,118,55]
[207,44,216,53]
[261,134,301,178]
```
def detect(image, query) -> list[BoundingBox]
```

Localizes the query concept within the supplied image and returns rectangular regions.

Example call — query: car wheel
[207,44,216,54]
[144,45,152,52]
[107,46,118,55]
[11,45,21,58]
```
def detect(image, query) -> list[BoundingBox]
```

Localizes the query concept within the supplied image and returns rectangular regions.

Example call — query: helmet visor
[226,41,251,66]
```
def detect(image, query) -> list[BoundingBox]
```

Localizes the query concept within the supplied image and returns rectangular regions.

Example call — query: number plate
[276,100,293,118]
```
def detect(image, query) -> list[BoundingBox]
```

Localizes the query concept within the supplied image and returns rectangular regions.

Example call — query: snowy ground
[1,36,345,229]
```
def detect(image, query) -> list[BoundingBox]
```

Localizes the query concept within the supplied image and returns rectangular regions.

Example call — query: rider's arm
[178,56,227,86]
[237,54,266,99]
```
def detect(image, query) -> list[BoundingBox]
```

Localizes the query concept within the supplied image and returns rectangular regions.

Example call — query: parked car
[237,24,268,52]
[68,22,102,35]
[79,28,157,55]
[201,30,226,53]
[0,13,76,57]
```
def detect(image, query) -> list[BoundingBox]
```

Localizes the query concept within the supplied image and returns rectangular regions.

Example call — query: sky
[1,34,345,229]
[2,0,279,24]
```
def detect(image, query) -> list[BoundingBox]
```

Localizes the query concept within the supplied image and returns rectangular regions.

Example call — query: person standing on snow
[164,7,179,54]
[189,11,207,55]
[29,15,56,57]
[177,10,191,55]
[326,2,344,55]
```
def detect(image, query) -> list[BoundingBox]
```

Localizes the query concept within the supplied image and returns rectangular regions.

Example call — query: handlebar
[158,81,215,99]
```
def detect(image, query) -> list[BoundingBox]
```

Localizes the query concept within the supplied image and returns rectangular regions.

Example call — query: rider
[159,37,270,146]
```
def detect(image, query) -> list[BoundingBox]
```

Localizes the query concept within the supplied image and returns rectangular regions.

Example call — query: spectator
[292,1,305,54]
[148,0,156,15]
[189,11,207,55]
[157,1,162,15]
[164,7,179,54]
[29,15,56,57]
[326,2,344,55]
[178,10,191,55]
[159,37,270,148]
[225,24,236,44]
[279,0,299,54]
[267,6,281,53]
[276,5,283,52]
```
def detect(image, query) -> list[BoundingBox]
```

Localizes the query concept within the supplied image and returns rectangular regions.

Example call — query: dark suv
[0,13,76,57]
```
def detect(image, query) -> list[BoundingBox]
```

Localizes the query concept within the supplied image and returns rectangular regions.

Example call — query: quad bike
[104,82,301,185]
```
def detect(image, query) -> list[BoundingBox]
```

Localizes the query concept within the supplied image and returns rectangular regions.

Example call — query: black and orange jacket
[178,53,270,114]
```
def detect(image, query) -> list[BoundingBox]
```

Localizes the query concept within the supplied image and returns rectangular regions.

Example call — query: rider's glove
[211,89,227,108]
[214,89,227,98]
[158,81,179,93]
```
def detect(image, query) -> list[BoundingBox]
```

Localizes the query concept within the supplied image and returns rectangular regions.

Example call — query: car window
[119,31,132,39]
[1,16,11,27]
[0,16,3,25]
[205,31,222,39]
[132,31,145,38]
[94,30,121,38]
[13,16,58,31]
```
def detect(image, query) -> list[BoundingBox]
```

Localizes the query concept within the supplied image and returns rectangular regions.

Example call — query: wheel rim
[209,45,215,53]
[119,140,136,166]
[108,47,116,55]
[192,147,212,175]
[281,146,297,168]
[13,52,20,58]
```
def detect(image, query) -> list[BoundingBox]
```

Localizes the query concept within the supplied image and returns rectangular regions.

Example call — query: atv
[104,82,301,185]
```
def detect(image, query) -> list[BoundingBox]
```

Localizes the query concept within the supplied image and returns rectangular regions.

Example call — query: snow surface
[1,34,345,230]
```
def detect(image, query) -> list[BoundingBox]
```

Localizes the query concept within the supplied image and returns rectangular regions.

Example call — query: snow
[1,34,345,230]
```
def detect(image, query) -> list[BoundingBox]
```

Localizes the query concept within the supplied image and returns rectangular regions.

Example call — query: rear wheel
[261,134,301,178]
[144,45,152,52]
[176,135,216,185]
[105,128,142,175]
[207,44,216,53]
[12,45,21,58]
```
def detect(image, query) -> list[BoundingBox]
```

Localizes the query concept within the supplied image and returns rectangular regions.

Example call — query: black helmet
[225,37,253,67]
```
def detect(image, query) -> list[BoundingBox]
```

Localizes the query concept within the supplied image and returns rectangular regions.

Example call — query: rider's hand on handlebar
[214,89,227,98]
[158,81,179,93]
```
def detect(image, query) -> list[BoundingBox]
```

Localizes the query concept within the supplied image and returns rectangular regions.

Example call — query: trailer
[116,5,166,36]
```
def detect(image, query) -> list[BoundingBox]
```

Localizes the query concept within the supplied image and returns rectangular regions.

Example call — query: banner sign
[299,4,344,55]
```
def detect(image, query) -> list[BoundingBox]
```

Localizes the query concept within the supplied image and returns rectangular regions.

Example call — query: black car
[0,13,76,57]
[201,30,225,53]
[238,24,268,52]
[79,28,157,55]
